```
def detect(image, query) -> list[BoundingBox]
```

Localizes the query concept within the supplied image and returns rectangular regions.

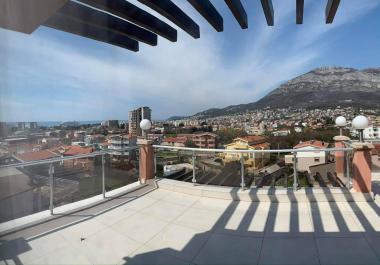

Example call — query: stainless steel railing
[153,145,354,190]
[0,147,139,217]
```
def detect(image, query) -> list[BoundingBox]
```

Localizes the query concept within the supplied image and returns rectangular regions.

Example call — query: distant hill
[190,67,380,119]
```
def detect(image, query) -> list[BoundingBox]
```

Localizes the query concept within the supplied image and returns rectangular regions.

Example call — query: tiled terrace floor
[1,187,380,265]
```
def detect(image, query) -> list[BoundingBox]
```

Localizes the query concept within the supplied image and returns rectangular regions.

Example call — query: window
[314,157,320,162]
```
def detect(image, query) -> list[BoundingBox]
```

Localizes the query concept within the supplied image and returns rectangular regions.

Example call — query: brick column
[138,139,155,184]
[333,136,350,178]
[352,142,374,193]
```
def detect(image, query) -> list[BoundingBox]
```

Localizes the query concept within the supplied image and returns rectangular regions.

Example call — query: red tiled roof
[294,140,329,149]
[63,146,94,156]
[240,135,266,141]
[238,135,267,145]
[252,142,270,149]
[15,150,59,162]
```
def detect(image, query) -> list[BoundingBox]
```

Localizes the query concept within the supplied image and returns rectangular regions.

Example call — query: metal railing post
[346,151,351,189]
[102,154,106,198]
[192,151,196,183]
[293,152,298,189]
[154,149,157,179]
[240,156,245,190]
[49,163,54,215]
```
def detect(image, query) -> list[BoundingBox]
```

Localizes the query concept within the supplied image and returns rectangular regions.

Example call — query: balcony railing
[0,147,139,223]
[153,145,353,190]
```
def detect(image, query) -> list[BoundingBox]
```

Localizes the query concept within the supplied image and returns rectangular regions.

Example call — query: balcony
[0,143,380,264]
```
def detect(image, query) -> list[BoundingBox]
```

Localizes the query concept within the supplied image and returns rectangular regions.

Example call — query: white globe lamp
[140,119,152,139]
[352,115,368,142]
[335,116,347,136]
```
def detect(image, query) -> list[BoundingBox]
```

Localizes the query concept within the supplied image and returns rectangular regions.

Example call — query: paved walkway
[1,188,380,265]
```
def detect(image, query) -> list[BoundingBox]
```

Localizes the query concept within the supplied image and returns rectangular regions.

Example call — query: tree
[216,128,247,145]
[184,139,197,148]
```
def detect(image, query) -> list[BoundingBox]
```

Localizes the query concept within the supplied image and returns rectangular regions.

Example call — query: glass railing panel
[105,148,139,191]
[156,148,194,182]
[0,164,51,223]
[195,151,235,186]
[53,155,102,207]
[252,151,287,188]
[154,146,354,190]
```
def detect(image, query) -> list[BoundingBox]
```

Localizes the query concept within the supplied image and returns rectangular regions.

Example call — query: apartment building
[128,107,151,136]
[364,126,379,139]
[192,132,217,149]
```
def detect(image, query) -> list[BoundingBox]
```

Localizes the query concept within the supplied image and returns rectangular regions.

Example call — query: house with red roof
[14,150,59,162]
[223,135,270,169]
[285,140,330,172]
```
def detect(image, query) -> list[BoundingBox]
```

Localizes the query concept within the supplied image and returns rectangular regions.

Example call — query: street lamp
[352,115,368,142]
[335,116,347,136]
[140,119,152,139]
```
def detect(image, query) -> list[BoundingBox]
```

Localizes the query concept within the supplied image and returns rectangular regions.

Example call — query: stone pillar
[352,142,374,193]
[138,139,155,184]
[333,136,350,178]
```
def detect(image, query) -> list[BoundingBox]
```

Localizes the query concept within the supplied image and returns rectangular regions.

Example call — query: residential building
[364,126,379,139]
[161,136,187,147]
[192,132,217,149]
[223,135,270,169]
[102,120,119,129]
[128,107,151,136]
[107,134,137,155]
[272,129,291,136]
[285,140,329,172]
[0,122,10,137]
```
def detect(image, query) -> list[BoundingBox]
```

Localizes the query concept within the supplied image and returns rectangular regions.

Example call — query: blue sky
[1,0,380,122]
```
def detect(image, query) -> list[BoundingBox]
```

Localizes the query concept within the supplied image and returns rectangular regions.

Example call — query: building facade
[128,107,151,136]
[223,135,270,170]
[364,126,379,139]
[285,140,329,172]
[192,132,217,149]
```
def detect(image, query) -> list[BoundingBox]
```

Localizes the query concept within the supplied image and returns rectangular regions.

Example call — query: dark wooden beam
[138,0,200,39]
[296,0,304,24]
[188,0,223,32]
[79,0,177,42]
[224,0,248,29]
[56,1,157,46]
[44,13,139,51]
[326,0,340,24]
[260,0,274,26]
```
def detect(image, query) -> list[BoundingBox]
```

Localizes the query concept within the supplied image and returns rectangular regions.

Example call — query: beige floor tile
[140,200,188,222]
[110,212,169,243]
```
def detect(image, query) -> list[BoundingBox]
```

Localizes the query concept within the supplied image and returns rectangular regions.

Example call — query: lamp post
[140,119,152,139]
[352,115,368,142]
[335,116,347,136]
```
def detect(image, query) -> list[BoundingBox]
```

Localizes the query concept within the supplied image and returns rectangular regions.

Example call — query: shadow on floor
[122,188,380,265]
[1,185,380,265]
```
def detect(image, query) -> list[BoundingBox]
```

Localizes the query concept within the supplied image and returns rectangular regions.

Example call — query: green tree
[216,128,247,145]
[184,139,197,148]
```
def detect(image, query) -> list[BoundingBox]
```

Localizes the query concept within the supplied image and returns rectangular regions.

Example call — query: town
[1,106,379,223]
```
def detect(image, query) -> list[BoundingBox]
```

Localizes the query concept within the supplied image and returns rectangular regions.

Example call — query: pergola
[0,0,341,52]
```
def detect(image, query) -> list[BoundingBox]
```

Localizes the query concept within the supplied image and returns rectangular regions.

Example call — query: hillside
[190,67,380,118]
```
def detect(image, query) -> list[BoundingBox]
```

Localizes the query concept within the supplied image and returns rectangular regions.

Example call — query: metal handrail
[153,144,354,190]
[0,146,138,169]
[153,145,353,153]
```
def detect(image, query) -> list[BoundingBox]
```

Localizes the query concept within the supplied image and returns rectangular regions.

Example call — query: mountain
[192,67,380,118]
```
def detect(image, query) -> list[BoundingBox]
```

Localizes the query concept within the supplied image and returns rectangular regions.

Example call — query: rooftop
[1,179,380,265]
[294,140,329,149]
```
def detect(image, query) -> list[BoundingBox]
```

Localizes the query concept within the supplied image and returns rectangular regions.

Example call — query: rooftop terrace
[1,176,380,265]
